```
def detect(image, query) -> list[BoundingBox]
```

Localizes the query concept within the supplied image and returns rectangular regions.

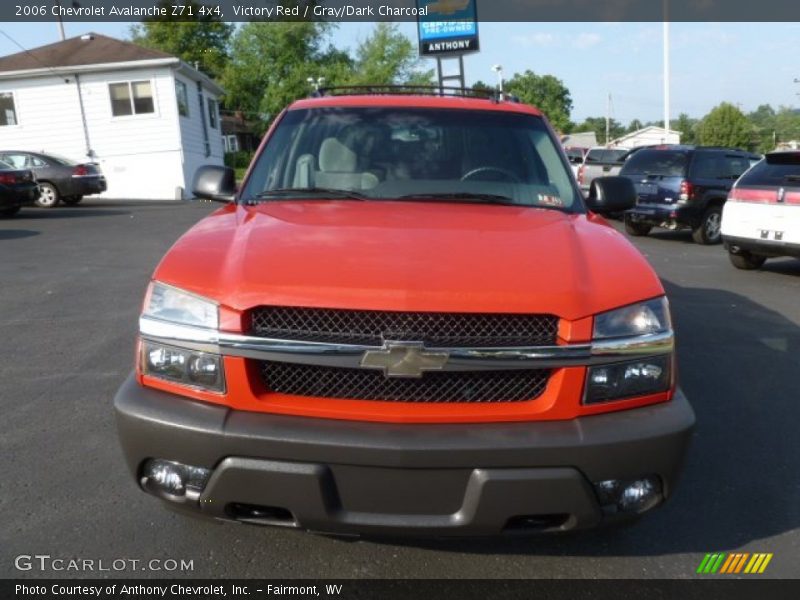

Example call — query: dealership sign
[417,0,480,56]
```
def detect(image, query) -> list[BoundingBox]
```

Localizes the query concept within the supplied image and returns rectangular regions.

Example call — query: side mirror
[585,176,636,214]
[192,165,236,202]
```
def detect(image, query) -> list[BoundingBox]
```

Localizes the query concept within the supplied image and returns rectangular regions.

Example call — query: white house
[611,126,682,149]
[0,33,224,200]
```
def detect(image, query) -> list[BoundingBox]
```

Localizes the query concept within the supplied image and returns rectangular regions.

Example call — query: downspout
[197,81,210,158]
[74,74,94,158]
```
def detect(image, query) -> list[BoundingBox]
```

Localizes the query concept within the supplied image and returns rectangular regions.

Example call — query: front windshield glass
[241,107,582,211]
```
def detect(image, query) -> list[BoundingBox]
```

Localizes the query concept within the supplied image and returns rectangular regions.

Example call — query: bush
[224,151,255,182]
[224,151,254,169]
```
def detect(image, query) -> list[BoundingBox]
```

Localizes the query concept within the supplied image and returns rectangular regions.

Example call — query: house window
[224,135,239,153]
[0,92,18,126]
[175,80,189,117]
[109,80,155,117]
[207,98,218,129]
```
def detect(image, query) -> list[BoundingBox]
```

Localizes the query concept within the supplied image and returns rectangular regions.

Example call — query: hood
[154,200,664,322]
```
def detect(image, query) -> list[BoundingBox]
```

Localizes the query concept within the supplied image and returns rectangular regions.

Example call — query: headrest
[319,137,357,173]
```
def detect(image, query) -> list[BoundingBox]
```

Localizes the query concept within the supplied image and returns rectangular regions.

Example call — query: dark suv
[621,146,760,244]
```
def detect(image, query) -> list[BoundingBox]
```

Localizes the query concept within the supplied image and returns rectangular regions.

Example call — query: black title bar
[2,0,800,23]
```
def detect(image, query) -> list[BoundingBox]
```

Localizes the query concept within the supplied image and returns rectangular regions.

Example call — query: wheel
[35,182,60,208]
[624,215,652,237]
[692,206,723,245]
[0,206,21,218]
[728,250,767,270]
[62,195,83,206]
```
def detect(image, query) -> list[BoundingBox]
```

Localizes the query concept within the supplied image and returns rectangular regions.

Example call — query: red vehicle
[115,88,694,536]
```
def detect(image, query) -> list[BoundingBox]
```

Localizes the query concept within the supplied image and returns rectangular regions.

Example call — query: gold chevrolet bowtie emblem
[360,342,449,378]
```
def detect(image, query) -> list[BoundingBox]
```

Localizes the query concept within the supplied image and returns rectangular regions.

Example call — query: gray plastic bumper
[114,373,694,536]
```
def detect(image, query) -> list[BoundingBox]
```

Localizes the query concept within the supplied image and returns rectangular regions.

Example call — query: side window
[725,156,751,179]
[207,98,218,129]
[109,81,155,117]
[690,153,719,179]
[175,80,189,117]
[0,92,18,126]
[29,156,46,167]
[2,153,27,168]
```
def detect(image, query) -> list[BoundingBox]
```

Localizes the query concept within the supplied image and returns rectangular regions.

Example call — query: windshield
[620,150,689,177]
[241,107,582,211]
[585,148,628,164]
[738,154,800,188]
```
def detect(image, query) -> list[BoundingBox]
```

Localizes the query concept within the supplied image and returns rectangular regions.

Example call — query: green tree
[130,1,233,80]
[697,103,752,149]
[504,70,573,133]
[627,119,643,133]
[673,113,697,145]
[572,116,624,145]
[345,23,433,87]
[471,80,494,93]
[221,22,351,130]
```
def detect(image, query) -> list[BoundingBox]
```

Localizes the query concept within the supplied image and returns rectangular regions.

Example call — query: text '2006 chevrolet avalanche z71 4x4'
[114,88,695,537]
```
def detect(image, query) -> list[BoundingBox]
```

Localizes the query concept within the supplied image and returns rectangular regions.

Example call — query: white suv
[722,151,800,270]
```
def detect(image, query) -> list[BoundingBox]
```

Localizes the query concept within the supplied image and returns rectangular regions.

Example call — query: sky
[1,20,799,125]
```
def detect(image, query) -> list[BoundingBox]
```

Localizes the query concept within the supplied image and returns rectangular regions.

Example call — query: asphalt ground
[1,199,799,580]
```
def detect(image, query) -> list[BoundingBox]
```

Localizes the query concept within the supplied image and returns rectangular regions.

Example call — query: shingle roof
[0,33,174,73]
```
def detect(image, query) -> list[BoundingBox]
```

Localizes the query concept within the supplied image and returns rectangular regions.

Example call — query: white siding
[0,75,89,159]
[175,72,225,196]
[0,64,224,200]
[613,128,682,150]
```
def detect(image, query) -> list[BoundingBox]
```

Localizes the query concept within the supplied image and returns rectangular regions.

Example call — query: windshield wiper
[244,187,370,203]
[396,192,518,206]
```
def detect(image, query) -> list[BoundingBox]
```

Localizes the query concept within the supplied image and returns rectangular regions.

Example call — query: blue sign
[417,0,480,56]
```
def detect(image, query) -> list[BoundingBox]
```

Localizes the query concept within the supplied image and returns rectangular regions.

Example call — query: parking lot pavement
[1,202,799,579]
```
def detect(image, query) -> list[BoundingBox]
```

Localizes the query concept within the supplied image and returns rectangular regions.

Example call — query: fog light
[141,459,211,502]
[593,475,663,514]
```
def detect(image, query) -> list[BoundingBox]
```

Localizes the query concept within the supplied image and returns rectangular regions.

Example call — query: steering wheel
[460,166,521,183]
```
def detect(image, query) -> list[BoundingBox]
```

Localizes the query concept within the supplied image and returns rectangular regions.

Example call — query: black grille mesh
[250,307,558,347]
[259,361,549,403]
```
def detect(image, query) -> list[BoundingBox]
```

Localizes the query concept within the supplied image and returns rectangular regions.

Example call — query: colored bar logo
[697,553,773,574]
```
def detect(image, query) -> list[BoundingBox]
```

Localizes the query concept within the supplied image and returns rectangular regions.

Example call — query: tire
[0,206,21,218]
[62,195,83,206]
[692,206,723,245]
[624,216,652,237]
[728,250,767,270]
[35,182,60,208]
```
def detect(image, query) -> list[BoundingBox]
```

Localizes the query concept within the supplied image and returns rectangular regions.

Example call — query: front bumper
[114,374,695,536]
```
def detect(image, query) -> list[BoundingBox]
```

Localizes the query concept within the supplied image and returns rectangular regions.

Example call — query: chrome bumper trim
[139,316,674,371]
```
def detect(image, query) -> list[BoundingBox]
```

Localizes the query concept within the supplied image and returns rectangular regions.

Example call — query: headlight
[143,282,218,329]
[593,297,671,339]
[141,340,225,393]
[586,297,674,404]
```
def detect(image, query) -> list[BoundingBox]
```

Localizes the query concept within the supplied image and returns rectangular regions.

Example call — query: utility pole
[54,0,66,41]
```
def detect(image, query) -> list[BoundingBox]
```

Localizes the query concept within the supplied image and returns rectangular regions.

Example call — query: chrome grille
[250,307,558,347]
[259,361,550,403]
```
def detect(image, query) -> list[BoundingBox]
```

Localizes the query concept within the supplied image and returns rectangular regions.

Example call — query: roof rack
[311,85,519,103]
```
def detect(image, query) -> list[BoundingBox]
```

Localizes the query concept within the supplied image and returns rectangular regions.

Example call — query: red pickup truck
[114,88,694,536]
